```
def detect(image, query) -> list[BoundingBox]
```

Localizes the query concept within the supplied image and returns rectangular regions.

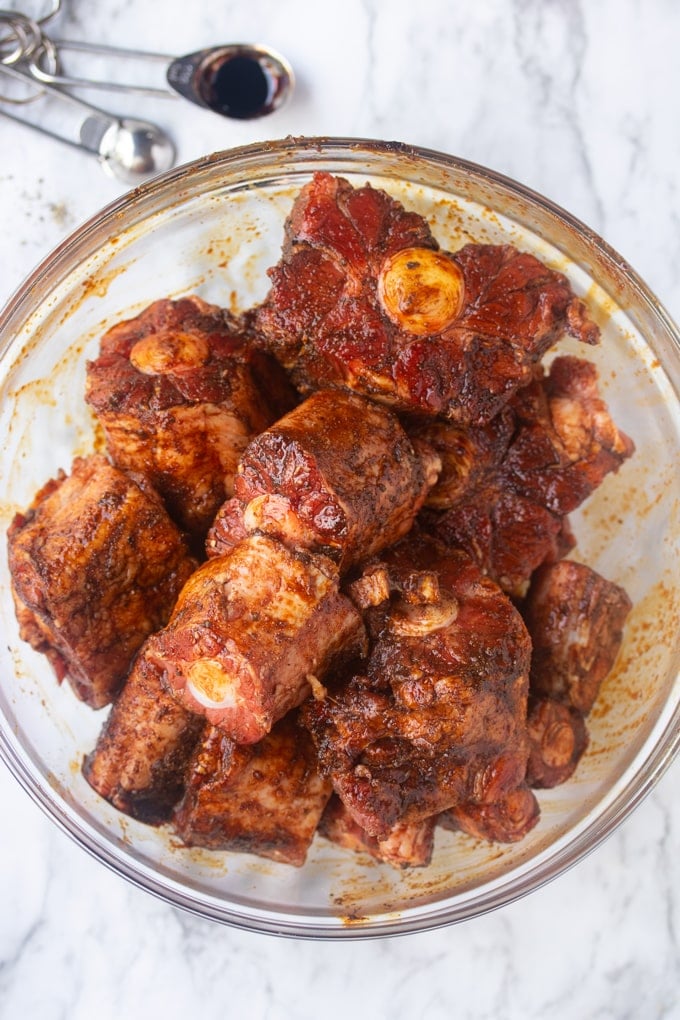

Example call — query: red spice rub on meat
[524,696,589,788]
[440,783,540,844]
[302,536,532,839]
[8,454,196,708]
[173,713,332,867]
[86,295,296,539]
[146,534,366,744]
[82,649,204,823]
[319,794,436,869]
[255,172,599,423]
[421,356,635,596]
[523,559,632,715]
[7,173,640,870]
[207,388,441,569]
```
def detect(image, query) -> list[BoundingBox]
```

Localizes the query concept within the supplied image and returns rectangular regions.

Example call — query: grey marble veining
[1,1,679,1017]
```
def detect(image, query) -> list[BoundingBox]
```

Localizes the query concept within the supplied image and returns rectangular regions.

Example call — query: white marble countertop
[1,1,679,1017]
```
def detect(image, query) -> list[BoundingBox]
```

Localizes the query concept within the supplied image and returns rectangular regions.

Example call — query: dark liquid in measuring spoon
[166,44,292,120]
[208,55,271,119]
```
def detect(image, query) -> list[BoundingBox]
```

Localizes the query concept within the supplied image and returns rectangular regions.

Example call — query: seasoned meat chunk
[85,296,296,538]
[440,783,540,843]
[255,171,437,367]
[501,355,635,514]
[319,795,435,868]
[426,491,576,600]
[208,389,440,569]
[82,650,204,823]
[172,713,332,867]
[8,454,196,708]
[146,534,367,744]
[255,172,598,422]
[523,560,632,715]
[525,696,589,788]
[302,537,531,839]
[408,406,515,510]
[423,356,634,596]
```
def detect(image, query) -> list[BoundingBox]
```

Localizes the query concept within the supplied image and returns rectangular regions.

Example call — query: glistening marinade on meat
[145,533,367,744]
[254,172,600,422]
[301,535,533,839]
[7,172,635,872]
[207,388,441,569]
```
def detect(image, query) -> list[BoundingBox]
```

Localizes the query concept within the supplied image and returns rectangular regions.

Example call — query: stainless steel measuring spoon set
[0,1,294,183]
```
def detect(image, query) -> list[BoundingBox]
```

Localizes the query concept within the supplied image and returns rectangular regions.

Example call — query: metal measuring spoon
[0,10,175,182]
[1,14,293,181]
[0,60,175,183]
[80,111,176,185]
[28,37,295,119]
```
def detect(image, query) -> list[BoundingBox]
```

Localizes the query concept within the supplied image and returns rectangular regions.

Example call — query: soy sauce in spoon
[167,44,294,120]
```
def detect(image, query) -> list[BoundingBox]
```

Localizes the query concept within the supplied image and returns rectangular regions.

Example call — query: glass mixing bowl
[1,138,678,938]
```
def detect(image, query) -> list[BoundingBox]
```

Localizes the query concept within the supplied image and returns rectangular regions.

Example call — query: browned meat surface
[172,713,332,866]
[319,794,435,868]
[523,560,632,715]
[85,296,297,538]
[254,172,598,423]
[425,491,577,600]
[422,356,634,596]
[525,696,589,788]
[8,454,196,708]
[302,536,531,839]
[501,355,635,513]
[82,650,204,823]
[146,534,366,744]
[408,406,515,510]
[440,783,540,843]
[207,389,440,569]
